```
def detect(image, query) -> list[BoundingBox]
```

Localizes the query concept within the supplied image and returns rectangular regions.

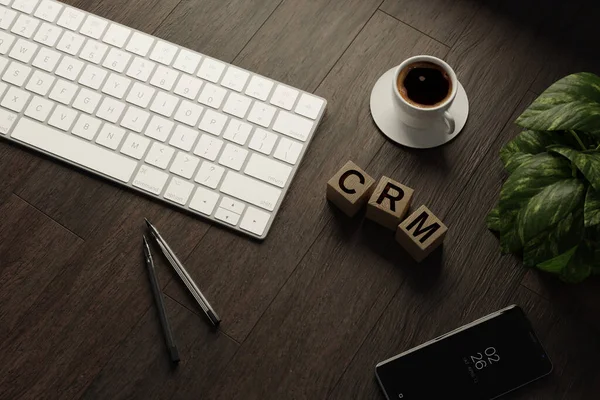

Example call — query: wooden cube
[396,205,447,262]
[366,176,414,230]
[326,161,375,217]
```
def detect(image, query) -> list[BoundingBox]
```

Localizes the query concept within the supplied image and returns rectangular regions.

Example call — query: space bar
[11,118,137,183]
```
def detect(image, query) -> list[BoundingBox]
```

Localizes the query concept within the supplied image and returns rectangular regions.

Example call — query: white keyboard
[0,0,326,239]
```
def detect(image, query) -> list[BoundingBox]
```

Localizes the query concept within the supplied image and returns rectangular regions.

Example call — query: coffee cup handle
[444,111,455,134]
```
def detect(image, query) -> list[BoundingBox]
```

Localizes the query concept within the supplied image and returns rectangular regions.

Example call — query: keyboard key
[197,82,226,109]
[80,15,107,39]
[47,104,77,130]
[0,31,15,54]
[24,95,54,121]
[145,142,174,169]
[2,61,31,86]
[125,31,154,57]
[149,40,177,65]
[79,40,108,64]
[270,84,299,110]
[49,79,77,104]
[144,115,173,142]
[56,30,85,55]
[32,47,60,71]
[133,164,168,195]
[218,143,248,171]
[149,64,179,91]
[25,70,55,95]
[174,74,203,100]
[102,23,131,48]
[246,101,276,128]
[248,128,277,155]
[173,49,201,74]
[95,124,125,150]
[272,111,313,142]
[72,113,101,140]
[0,57,6,75]
[219,196,245,214]
[273,136,303,165]
[55,56,83,81]
[78,64,107,90]
[197,58,225,83]
[164,177,194,205]
[169,124,198,151]
[222,92,251,118]
[223,119,252,145]
[0,107,17,134]
[244,153,291,188]
[295,93,324,120]
[245,75,273,101]
[215,207,240,226]
[169,151,199,179]
[11,0,39,14]
[9,38,37,63]
[33,22,62,47]
[174,100,203,127]
[189,186,219,215]
[0,7,17,30]
[240,206,270,236]
[220,171,281,211]
[102,73,131,98]
[11,14,39,38]
[126,56,156,82]
[12,118,137,182]
[150,91,179,117]
[126,81,155,108]
[120,132,150,159]
[34,0,63,22]
[96,96,125,123]
[72,88,100,114]
[120,106,149,132]
[194,134,223,161]
[56,6,85,31]
[194,161,224,189]
[198,108,227,136]
[102,48,131,73]
[221,66,249,92]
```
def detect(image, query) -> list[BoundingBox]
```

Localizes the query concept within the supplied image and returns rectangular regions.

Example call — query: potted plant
[487,72,600,283]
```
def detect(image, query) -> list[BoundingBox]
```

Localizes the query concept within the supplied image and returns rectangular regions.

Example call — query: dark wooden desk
[1,0,599,399]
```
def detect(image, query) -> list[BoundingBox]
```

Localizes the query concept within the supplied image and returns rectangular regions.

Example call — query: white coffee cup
[393,55,457,134]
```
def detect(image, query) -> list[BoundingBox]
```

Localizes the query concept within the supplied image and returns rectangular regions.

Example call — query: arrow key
[240,206,271,236]
[219,196,245,215]
[215,207,240,226]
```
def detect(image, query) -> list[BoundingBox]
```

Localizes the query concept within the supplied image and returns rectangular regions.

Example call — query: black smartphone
[375,305,552,400]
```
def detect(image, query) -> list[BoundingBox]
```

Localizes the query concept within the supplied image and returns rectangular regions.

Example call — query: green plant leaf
[559,244,593,283]
[584,187,600,227]
[499,153,571,212]
[486,206,501,231]
[537,246,578,273]
[517,179,585,243]
[523,210,584,267]
[516,72,600,134]
[548,146,600,190]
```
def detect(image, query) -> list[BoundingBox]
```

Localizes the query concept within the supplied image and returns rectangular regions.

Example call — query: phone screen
[376,306,552,399]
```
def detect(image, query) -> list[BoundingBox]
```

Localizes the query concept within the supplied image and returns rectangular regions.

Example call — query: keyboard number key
[164,177,194,205]
[102,48,131,73]
[174,75,203,100]
[189,186,219,216]
[11,15,39,38]
[194,161,224,189]
[273,136,303,165]
[126,57,156,82]
[240,206,271,236]
[80,15,108,39]
[0,7,17,30]
[270,84,299,110]
[133,165,169,195]
[149,65,179,91]
[56,31,85,55]
[197,82,226,109]
[33,22,62,47]
[197,58,225,83]
[245,75,273,101]
[221,66,249,92]
[80,40,109,64]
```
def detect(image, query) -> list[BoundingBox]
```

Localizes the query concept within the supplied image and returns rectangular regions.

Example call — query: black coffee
[397,62,452,107]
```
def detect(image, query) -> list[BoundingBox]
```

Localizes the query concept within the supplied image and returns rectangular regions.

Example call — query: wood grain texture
[82,296,238,400]
[153,0,282,62]
[0,144,38,205]
[380,0,480,46]
[162,10,448,344]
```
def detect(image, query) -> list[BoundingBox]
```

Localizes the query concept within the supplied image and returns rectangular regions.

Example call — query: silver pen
[145,218,221,326]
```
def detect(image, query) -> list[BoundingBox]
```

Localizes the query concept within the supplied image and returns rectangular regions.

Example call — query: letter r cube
[326,161,375,217]
[366,176,414,230]
[395,205,447,262]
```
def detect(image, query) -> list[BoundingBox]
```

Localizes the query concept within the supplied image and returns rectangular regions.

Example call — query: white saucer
[370,67,469,149]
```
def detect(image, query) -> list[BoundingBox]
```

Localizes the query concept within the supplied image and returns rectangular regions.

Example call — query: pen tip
[144,218,152,228]
[142,235,149,245]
